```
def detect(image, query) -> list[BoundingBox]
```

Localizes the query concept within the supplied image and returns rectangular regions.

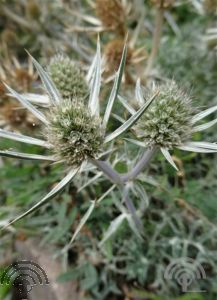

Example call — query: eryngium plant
[48,55,89,100]
[1,40,217,247]
[125,80,217,170]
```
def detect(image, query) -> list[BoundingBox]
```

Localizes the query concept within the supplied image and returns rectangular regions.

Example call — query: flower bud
[48,55,89,100]
[134,82,194,149]
[46,99,104,166]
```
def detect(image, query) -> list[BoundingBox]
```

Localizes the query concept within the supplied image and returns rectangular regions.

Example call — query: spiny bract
[134,83,194,149]
[48,55,89,100]
[46,99,104,167]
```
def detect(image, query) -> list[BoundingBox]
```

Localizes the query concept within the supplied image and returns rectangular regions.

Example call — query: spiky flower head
[95,0,126,35]
[134,82,194,149]
[48,55,89,100]
[46,99,104,167]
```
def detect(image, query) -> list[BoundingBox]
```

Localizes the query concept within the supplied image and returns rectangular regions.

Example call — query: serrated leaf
[4,84,49,125]
[104,91,158,143]
[2,168,79,229]
[103,44,127,128]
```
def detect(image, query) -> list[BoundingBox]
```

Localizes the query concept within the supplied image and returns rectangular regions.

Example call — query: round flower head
[48,55,89,100]
[46,99,104,167]
[134,82,194,149]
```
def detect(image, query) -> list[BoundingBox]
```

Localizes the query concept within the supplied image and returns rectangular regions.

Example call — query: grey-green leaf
[28,52,61,105]
[0,129,50,148]
[88,37,101,117]
[103,43,127,128]
[67,201,95,246]
[161,148,178,171]
[118,95,136,115]
[4,84,49,125]
[191,105,217,124]
[135,78,145,106]
[192,118,217,132]
[0,150,56,161]
[99,213,127,246]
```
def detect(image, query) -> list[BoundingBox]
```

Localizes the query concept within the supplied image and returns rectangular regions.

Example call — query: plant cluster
[0,1,217,300]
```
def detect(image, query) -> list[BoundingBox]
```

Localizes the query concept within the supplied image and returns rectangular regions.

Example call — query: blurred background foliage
[0,0,217,299]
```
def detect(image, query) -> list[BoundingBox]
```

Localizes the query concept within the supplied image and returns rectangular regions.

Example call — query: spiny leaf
[104,91,158,144]
[88,36,101,117]
[0,129,50,148]
[103,43,127,128]
[4,84,49,125]
[27,51,61,105]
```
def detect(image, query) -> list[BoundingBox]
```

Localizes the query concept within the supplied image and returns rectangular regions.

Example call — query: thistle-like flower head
[123,79,217,171]
[46,99,104,167]
[48,55,89,100]
[134,82,194,149]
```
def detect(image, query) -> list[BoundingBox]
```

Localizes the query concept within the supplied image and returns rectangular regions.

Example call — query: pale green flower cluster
[48,55,89,100]
[134,83,194,149]
[46,99,104,167]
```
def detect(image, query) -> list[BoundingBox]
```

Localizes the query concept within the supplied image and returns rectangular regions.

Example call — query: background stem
[145,6,164,78]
